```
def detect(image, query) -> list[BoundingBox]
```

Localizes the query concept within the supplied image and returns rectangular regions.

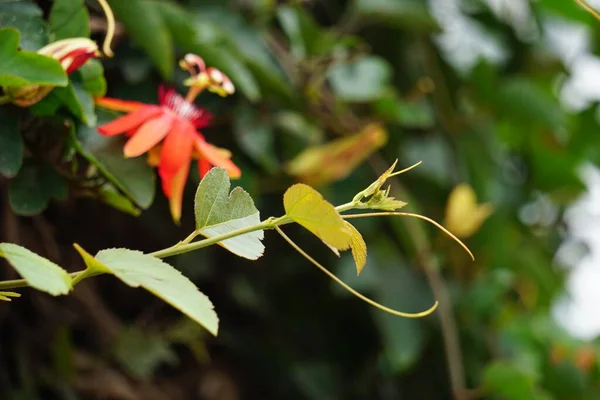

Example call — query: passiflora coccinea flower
[95,55,240,223]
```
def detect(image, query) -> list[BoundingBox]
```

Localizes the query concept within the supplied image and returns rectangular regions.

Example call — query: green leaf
[0,28,67,87]
[0,2,50,50]
[0,243,71,296]
[53,77,96,126]
[233,103,278,173]
[75,246,219,335]
[353,0,440,32]
[48,0,90,40]
[8,161,68,216]
[77,60,107,97]
[106,0,174,79]
[0,107,23,178]
[277,5,336,60]
[194,168,264,260]
[373,91,435,128]
[283,184,353,251]
[328,56,392,102]
[74,110,156,209]
[93,183,142,217]
[483,361,538,400]
[113,327,177,380]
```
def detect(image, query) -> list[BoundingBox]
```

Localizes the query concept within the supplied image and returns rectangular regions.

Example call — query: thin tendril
[576,0,600,21]
[96,0,115,57]
[275,226,439,318]
[342,212,475,261]
[389,160,422,177]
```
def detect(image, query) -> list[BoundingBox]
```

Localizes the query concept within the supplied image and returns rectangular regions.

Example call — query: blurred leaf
[77,60,106,97]
[283,183,353,251]
[106,0,173,79]
[0,107,23,178]
[74,110,155,209]
[233,104,278,173]
[75,246,219,335]
[88,183,141,217]
[8,161,67,216]
[353,0,439,32]
[543,361,587,400]
[483,361,538,400]
[194,168,264,260]
[277,4,335,59]
[444,183,494,239]
[0,243,71,296]
[156,1,261,101]
[0,2,49,50]
[48,0,90,40]
[53,78,96,126]
[497,78,564,129]
[0,28,67,87]
[113,327,177,380]
[373,91,435,128]
[286,123,387,186]
[328,56,392,102]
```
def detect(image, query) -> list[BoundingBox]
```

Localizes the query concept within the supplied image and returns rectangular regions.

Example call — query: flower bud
[38,38,99,74]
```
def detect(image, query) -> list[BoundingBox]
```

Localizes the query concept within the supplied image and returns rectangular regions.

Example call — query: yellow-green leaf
[283,184,353,251]
[0,291,21,301]
[286,123,387,186]
[444,184,493,239]
[345,221,367,275]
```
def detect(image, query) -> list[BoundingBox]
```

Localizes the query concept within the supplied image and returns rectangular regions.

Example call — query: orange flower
[96,84,240,222]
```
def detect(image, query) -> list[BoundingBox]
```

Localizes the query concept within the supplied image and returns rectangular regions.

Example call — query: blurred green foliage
[2,0,600,399]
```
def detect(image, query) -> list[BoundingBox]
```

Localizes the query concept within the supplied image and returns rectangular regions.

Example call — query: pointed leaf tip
[0,243,72,296]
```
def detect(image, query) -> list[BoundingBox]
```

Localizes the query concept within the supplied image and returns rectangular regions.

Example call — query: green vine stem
[0,187,472,323]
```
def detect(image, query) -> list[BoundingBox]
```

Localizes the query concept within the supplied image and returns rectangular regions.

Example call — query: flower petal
[194,138,241,178]
[169,162,191,224]
[198,158,211,178]
[123,113,174,158]
[95,97,149,113]
[97,105,162,136]
[159,119,195,177]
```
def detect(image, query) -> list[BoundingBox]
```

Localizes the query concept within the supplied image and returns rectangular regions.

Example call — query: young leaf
[0,243,72,296]
[0,291,21,302]
[194,168,264,260]
[283,184,353,251]
[0,28,67,87]
[74,245,219,335]
[345,222,367,275]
